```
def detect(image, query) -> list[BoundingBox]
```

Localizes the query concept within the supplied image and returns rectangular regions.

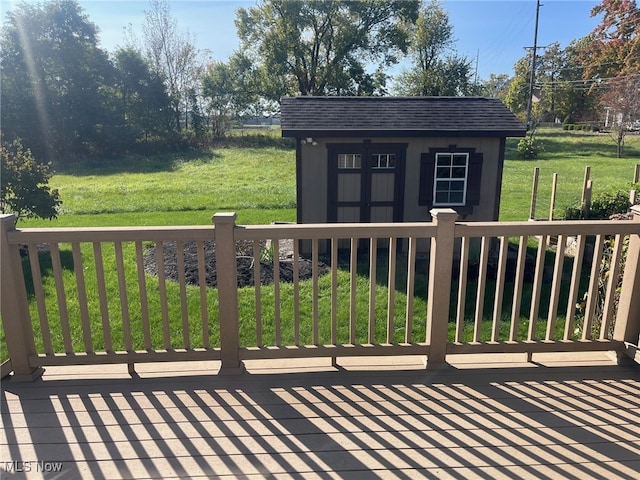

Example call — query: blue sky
[4,0,603,80]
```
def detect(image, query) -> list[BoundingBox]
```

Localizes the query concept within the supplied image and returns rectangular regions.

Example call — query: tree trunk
[617,129,624,158]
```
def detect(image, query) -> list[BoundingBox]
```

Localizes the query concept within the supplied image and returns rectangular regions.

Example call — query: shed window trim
[419,146,483,211]
[433,153,469,206]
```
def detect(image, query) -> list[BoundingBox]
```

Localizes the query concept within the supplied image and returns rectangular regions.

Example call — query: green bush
[590,190,635,219]
[516,137,544,159]
[0,139,62,220]
[563,204,584,220]
[563,124,599,132]
[563,188,637,220]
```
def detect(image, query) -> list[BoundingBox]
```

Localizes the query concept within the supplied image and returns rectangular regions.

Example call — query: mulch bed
[142,240,329,288]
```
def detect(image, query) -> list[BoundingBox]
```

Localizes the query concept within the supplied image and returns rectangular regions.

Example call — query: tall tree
[0,0,115,161]
[202,52,260,137]
[394,54,474,96]
[393,0,474,96]
[537,43,565,116]
[235,0,420,99]
[406,0,453,80]
[504,56,532,121]
[550,39,596,123]
[141,0,203,131]
[113,47,173,146]
[598,74,640,157]
[504,41,596,123]
[479,74,511,99]
[584,0,640,79]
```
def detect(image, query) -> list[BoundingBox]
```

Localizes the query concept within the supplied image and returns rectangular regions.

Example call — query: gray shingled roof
[281,96,526,137]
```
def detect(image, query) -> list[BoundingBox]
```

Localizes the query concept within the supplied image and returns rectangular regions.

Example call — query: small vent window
[371,153,396,169]
[338,153,362,169]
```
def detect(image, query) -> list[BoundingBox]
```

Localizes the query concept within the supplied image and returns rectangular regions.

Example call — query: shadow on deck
[2,353,640,479]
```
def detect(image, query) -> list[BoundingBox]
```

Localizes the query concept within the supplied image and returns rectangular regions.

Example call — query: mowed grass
[3,129,639,363]
[39,138,298,227]
[501,129,640,221]
[20,128,640,228]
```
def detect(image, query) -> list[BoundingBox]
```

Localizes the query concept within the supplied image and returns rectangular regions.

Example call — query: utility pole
[474,49,479,88]
[525,0,542,130]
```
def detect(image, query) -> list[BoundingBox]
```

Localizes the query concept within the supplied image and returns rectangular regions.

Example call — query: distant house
[281,96,525,237]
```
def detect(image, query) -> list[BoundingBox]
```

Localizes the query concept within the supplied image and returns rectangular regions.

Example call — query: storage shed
[281,96,526,229]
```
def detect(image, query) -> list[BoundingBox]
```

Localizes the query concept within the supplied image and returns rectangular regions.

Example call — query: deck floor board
[2,353,639,479]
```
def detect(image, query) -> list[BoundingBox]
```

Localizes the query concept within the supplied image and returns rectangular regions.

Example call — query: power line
[526,0,542,129]
[482,1,533,68]
[536,74,638,86]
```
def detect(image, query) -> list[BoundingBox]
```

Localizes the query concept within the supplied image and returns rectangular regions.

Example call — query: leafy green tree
[202,62,233,137]
[202,52,263,137]
[0,140,61,220]
[395,54,474,96]
[0,0,115,161]
[504,40,599,123]
[536,43,565,117]
[504,57,531,121]
[549,39,596,123]
[235,0,420,99]
[186,88,206,142]
[479,74,511,99]
[393,0,473,96]
[202,61,238,137]
[113,47,173,147]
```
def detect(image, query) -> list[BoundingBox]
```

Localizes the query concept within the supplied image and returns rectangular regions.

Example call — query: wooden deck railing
[2,207,640,380]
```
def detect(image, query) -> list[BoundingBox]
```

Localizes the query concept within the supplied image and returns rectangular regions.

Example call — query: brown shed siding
[298,136,504,225]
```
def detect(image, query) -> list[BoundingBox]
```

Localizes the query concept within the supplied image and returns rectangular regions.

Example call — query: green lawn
[18,128,639,228]
[3,128,638,362]
[500,129,640,221]
[34,139,297,227]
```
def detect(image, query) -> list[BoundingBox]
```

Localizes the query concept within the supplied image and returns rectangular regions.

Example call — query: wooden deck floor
[2,353,640,479]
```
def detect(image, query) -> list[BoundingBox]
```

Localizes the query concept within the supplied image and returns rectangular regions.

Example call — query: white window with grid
[433,153,468,206]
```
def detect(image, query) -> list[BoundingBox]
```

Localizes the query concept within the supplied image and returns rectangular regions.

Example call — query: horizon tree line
[1,0,638,165]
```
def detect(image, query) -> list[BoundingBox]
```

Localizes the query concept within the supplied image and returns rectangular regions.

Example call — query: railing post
[426,208,458,369]
[0,215,44,381]
[213,212,245,375]
[613,205,640,363]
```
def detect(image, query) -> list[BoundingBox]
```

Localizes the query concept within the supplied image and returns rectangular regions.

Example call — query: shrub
[516,137,544,159]
[563,204,584,220]
[0,139,62,220]
[590,190,635,219]
[563,188,637,220]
